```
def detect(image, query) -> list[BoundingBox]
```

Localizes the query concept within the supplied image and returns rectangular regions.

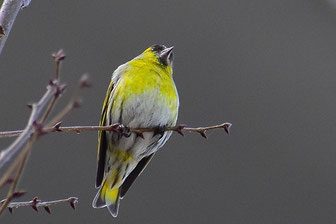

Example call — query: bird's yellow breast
[113,58,178,114]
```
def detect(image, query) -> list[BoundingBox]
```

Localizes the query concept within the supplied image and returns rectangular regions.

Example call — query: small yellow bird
[92,45,179,217]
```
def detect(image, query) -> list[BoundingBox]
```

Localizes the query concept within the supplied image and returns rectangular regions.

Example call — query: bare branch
[0,122,232,138]
[0,0,28,55]
[0,49,73,214]
[1,196,78,214]
[0,147,31,214]
[46,73,91,127]
[0,83,58,171]
[51,49,66,79]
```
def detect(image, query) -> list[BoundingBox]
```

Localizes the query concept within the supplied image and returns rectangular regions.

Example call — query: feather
[120,153,155,198]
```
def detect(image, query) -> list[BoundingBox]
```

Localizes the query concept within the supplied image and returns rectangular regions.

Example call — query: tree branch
[0,0,28,55]
[1,196,78,214]
[0,122,232,139]
[0,46,232,215]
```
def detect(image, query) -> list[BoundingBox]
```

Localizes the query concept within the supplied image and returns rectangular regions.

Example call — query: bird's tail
[92,179,121,217]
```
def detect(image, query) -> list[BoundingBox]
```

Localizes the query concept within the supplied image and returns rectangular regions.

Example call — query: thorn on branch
[26,104,33,109]
[44,206,51,214]
[53,122,62,132]
[69,197,77,210]
[223,122,232,135]
[176,125,186,136]
[8,207,12,214]
[199,130,207,139]
[136,132,144,139]
[31,197,39,212]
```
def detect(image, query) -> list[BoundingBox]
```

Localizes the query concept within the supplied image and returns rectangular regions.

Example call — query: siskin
[93,45,179,217]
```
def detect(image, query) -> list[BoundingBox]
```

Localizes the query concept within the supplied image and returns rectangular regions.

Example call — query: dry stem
[0,122,232,139]
[1,196,78,214]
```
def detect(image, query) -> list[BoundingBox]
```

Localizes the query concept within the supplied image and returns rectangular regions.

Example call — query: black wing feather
[95,82,114,188]
[120,153,155,198]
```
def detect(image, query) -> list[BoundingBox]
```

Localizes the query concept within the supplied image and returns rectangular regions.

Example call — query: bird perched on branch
[92,45,179,217]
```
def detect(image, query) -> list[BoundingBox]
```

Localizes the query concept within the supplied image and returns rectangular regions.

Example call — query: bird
[92,44,179,217]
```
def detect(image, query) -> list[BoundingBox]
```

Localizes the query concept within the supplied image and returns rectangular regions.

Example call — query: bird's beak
[160,46,174,64]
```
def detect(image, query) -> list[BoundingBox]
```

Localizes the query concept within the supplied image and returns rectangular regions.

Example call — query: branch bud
[52,49,66,63]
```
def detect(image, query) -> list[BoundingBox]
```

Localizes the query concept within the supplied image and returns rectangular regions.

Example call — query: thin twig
[1,196,78,214]
[52,49,65,80]
[46,74,91,127]
[0,144,32,214]
[0,84,58,170]
[0,49,69,215]
[0,122,232,139]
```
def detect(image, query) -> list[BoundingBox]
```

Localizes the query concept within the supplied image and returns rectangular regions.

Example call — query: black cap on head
[151,44,174,66]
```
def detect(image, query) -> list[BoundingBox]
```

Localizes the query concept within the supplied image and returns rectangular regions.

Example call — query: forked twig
[0,49,84,215]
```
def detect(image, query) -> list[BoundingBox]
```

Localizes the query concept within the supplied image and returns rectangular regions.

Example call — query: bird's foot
[118,124,131,138]
[153,125,167,138]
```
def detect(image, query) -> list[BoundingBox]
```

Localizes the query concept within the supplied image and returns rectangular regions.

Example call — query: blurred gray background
[1,0,336,223]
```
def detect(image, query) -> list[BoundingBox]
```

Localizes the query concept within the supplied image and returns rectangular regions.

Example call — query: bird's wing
[96,80,114,188]
[120,153,155,198]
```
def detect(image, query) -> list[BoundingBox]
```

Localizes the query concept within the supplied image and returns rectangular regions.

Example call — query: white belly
[107,89,177,160]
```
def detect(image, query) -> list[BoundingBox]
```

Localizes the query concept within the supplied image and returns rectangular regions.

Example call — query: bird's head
[138,44,174,72]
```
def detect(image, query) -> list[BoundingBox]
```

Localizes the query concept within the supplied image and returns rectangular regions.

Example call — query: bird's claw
[153,125,167,138]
